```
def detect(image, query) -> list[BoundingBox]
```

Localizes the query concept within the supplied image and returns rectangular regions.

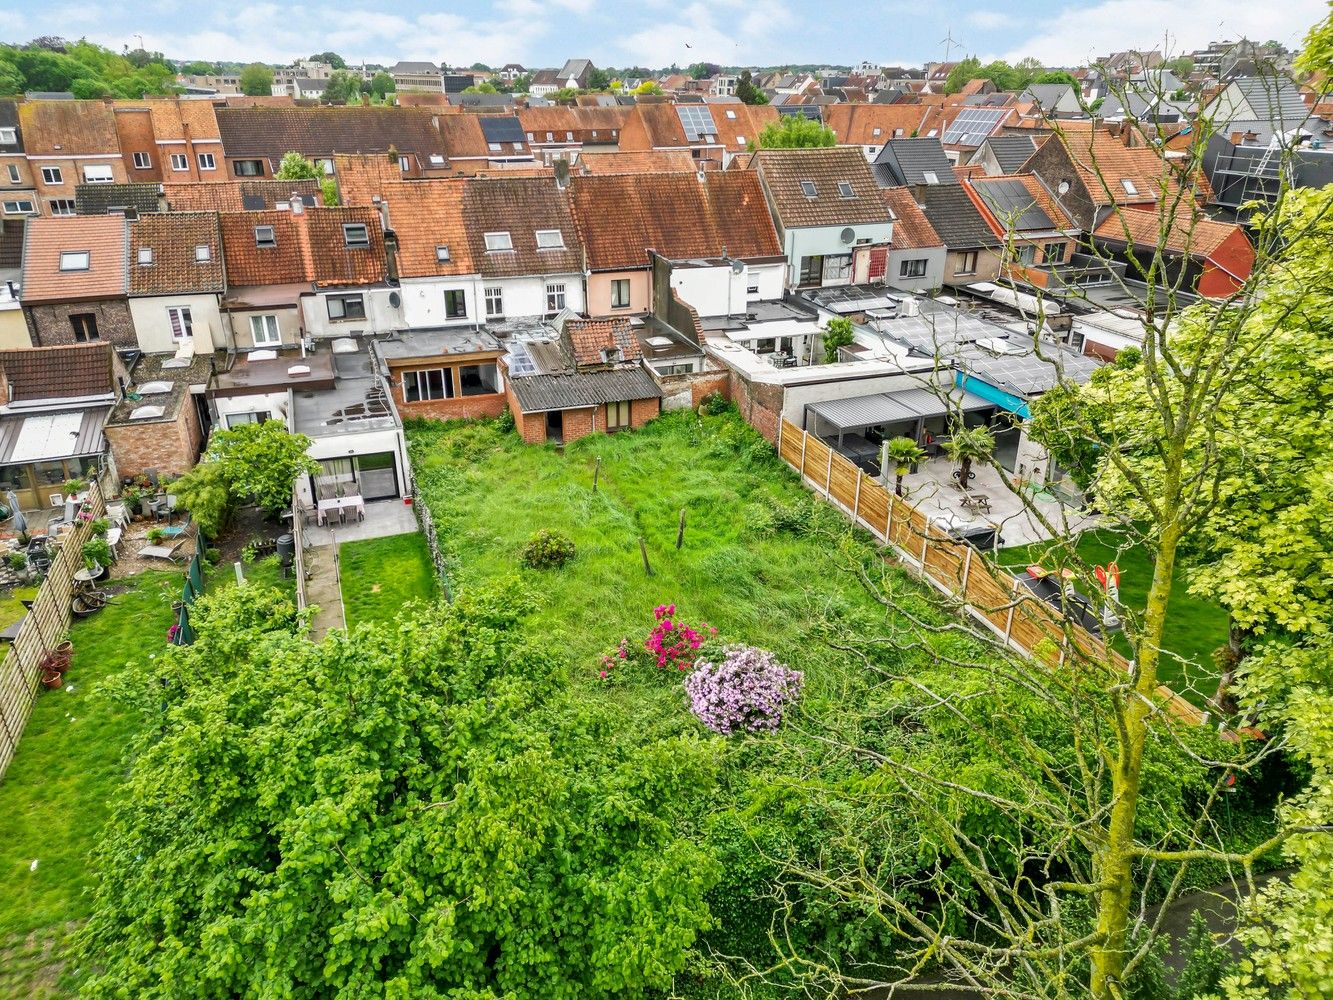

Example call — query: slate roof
[872,137,958,187]
[508,365,661,413]
[214,106,448,163]
[1021,83,1077,113]
[128,213,225,296]
[919,185,1002,249]
[74,183,164,216]
[21,215,128,303]
[752,147,888,228]
[461,176,582,278]
[568,171,781,271]
[881,188,944,249]
[0,343,114,401]
[18,100,119,154]
[978,134,1039,173]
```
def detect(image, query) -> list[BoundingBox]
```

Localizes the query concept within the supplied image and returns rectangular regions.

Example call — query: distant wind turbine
[940,27,961,62]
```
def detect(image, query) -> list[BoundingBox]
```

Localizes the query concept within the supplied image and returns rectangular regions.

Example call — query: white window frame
[799,180,817,198]
[545,282,566,312]
[3,199,34,214]
[167,305,193,341]
[82,164,113,184]
[435,245,450,262]
[1120,178,1138,196]
[398,155,410,172]
[483,231,513,252]
[48,198,76,216]
[837,181,855,198]
[535,229,564,250]
[138,247,154,266]
[341,223,370,248]
[254,225,276,247]
[487,142,501,152]
[133,151,152,169]
[249,314,280,346]
[59,251,90,271]
[197,152,216,171]
[170,153,189,172]
[0,128,15,144]
[41,166,63,185]
[899,258,927,278]
[401,368,452,402]
[5,164,18,184]
[484,286,504,318]
[610,278,630,309]
[194,244,212,262]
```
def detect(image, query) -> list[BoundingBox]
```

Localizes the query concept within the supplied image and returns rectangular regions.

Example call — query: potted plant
[41,667,63,689]
[90,518,109,538]
[62,477,88,497]
[146,526,166,545]
[81,537,114,579]
[6,551,28,575]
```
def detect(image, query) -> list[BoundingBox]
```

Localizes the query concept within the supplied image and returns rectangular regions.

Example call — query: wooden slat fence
[0,479,108,778]
[292,486,308,613]
[776,419,1208,728]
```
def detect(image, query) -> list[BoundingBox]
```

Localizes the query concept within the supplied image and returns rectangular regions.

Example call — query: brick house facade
[105,390,204,478]
[25,298,137,348]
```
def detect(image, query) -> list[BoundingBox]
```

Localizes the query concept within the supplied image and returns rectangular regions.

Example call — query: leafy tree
[173,421,318,533]
[462,81,498,94]
[757,114,835,148]
[551,86,580,101]
[509,73,531,93]
[368,70,395,98]
[124,47,169,70]
[821,316,855,363]
[309,50,347,69]
[883,437,925,496]
[76,583,720,998]
[11,47,95,91]
[630,80,662,96]
[1165,55,1194,78]
[1033,69,1077,86]
[686,61,712,80]
[322,69,361,104]
[468,61,490,71]
[27,35,68,52]
[942,423,994,488]
[0,59,21,95]
[944,55,982,93]
[181,60,218,76]
[69,76,106,99]
[274,151,321,180]
[587,67,610,90]
[320,177,340,206]
[239,62,274,96]
[736,69,768,105]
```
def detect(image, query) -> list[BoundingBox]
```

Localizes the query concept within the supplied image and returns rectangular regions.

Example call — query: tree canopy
[321,69,362,104]
[309,51,347,69]
[239,62,274,96]
[368,71,396,99]
[736,69,769,105]
[274,151,321,180]
[0,39,178,98]
[756,114,836,148]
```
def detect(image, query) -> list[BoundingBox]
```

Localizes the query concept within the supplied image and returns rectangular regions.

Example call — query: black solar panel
[241,194,265,210]
[676,105,718,141]
[976,178,1054,232]
[479,116,525,144]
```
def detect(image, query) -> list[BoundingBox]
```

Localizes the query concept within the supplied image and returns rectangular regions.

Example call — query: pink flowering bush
[597,603,717,679]
[684,645,804,735]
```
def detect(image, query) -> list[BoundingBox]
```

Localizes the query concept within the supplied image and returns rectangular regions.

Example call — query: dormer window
[428,154,445,166]
[600,346,622,363]
[59,251,90,271]
[484,231,513,252]
[800,180,818,198]
[535,229,564,249]
[138,248,154,266]
[1120,178,1138,195]
[194,245,211,262]
[254,225,276,248]
[342,223,370,248]
[436,245,450,262]
[837,181,855,198]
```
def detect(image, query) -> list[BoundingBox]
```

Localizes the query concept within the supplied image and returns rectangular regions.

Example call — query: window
[0,128,14,144]
[725,109,737,119]
[872,127,881,137]
[736,135,746,145]
[197,152,216,170]
[83,165,113,183]
[342,223,370,248]
[512,142,523,152]
[546,131,554,141]
[894,128,903,138]
[922,170,939,185]
[138,248,154,265]
[837,180,855,198]
[48,198,76,216]
[1043,242,1067,264]
[167,306,193,341]
[194,244,212,262]
[226,411,268,428]
[170,153,189,171]
[799,179,817,198]
[398,156,410,172]
[254,225,276,247]
[435,245,450,262]
[606,399,631,430]
[610,278,630,309]
[428,154,445,166]
[484,286,504,318]
[5,164,18,184]
[955,250,979,275]
[459,362,499,396]
[798,255,823,286]
[326,294,366,320]
[899,258,927,278]
[487,142,502,152]
[484,231,513,251]
[444,289,467,319]
[545,282,566,312]
[133,151,152,169]
[59,251,90,271]
[234,159,263,177]
[565,130,573,140]
[822,253,852,283]
[70,313,99,342]
[402,368,452,402]
[535,229,564,249]
[41,166,63,185]
[2,199,34,214]
[1120,178,1138,195]
[249,314,280,346]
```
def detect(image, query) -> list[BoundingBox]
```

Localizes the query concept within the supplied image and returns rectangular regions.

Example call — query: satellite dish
[388,290,402,309]
[839,226,856,245]
[730,259,745,274]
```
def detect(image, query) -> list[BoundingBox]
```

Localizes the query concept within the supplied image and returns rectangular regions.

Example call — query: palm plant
[883,437,925,497]
[943,424,995,489]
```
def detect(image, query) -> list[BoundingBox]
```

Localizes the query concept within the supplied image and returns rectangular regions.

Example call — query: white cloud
[967,11,1014,31]
[618,0,794,67]
[1000,0,1325,64]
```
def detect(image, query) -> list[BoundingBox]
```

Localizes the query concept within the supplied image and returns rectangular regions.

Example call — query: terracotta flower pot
[41,670,63,689]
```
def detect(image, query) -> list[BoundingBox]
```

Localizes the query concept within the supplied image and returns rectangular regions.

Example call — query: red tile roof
[379,179,473,277]
[565,317,641,366]
[569,170,781,272]
[18,100,120,154]
[461,177,582,278]
[21,216,127,304]
[578,150,698,175]
[1093,207,1245,259]
[128,212,225,296]
[822,104,935,145]
[751,146,888,228]
[0,343,114,401]
[220,206,384,288]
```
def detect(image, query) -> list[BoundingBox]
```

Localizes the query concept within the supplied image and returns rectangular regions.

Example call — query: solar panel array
[479,116,526,144]
[506,339,539,377]
[942,107,1006,146]
[676,105,718,141]
[976,178,1054,231]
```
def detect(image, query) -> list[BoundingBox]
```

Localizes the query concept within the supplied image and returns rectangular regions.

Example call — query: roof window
[871,127,881,137]
[138,248,154,266]
[137,381,172,394]
[922,171,939,185]
[59,251,90,271]
[436,245,451,262]
[837,181,855,198]
[535,229,564,249]
[799,180,818,198]
[1120,178,1139,195]
[342,223,370,248]
[194,245,211,262]
[484,231,513,252]
[129,405,165,420]
[254,225,276,247]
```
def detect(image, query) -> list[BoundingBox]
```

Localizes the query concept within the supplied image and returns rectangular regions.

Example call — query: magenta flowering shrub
[597,603,717,679]
[684,645,804,735]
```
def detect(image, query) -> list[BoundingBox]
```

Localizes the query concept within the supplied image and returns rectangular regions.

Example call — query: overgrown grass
[0,571,181,998]
[999,529,1229,702]
[339,533,438,627]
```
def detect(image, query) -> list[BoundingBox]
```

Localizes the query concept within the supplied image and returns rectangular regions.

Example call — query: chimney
[696,167,706,183]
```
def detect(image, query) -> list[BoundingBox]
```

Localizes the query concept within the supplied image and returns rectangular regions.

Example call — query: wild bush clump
[685,645,804,735]
[520,528,576,569]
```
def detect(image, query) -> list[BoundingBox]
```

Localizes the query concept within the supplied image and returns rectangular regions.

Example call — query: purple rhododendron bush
[685,644,804,735]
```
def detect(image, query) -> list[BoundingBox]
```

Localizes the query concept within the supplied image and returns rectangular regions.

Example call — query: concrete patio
[306,499,419,547]
[896,456,1096,548]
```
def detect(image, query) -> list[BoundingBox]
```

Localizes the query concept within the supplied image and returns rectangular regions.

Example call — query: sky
[0,0,1325,71]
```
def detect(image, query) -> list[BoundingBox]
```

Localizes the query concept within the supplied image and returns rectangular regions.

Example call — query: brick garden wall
[389,383,507,422]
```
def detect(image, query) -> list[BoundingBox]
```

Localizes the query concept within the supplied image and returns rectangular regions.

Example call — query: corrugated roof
[0,405,109,464]
[508,365,661,412]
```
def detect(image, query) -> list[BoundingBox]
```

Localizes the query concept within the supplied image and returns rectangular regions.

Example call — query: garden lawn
[999,529,1229,703]
[0,570,181,998]
[339,533,438,627]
